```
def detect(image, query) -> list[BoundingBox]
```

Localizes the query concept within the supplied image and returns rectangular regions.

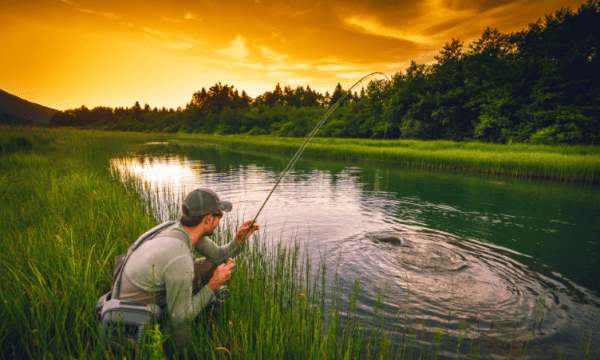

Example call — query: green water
[361,163,600,293]
[113,142,600,358]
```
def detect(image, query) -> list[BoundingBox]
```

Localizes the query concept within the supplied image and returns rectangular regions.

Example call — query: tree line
[51,0,599,145]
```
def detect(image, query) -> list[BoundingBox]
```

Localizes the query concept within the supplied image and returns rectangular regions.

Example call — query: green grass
[171,134,600,183]
[1,126,597,359]
[0,126,167,358]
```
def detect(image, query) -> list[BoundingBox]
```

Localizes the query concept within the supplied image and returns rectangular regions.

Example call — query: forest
[49,0,599,145]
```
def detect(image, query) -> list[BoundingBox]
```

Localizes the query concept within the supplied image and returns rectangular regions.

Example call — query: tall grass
[1,126,597,359]
[0,126,423,359]
[174,134,600,183]
[0,126,166,358]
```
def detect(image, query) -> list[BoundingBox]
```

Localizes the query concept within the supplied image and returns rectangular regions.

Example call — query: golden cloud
[344,16,435,45]
[260,46,290,62]
[143,27,201,50]
[215,36,249,59]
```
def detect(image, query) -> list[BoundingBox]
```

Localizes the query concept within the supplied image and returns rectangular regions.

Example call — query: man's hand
[235,220,259,245]
[207,261,235,292]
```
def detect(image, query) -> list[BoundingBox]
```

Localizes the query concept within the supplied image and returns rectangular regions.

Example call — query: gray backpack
[95,221,190,348]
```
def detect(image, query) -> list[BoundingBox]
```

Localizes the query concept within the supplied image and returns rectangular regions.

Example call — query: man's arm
[194,236,241,264]
[194,220,259,262]
[163,256,216,325]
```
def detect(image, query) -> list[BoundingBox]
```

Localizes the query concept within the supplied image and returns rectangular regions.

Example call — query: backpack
[95,221,190,348]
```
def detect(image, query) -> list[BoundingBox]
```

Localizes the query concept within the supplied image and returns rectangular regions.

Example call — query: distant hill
[0,90,58,124]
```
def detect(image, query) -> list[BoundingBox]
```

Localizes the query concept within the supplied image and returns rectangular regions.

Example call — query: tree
[49,111,75,127]
[329,83,346,107]
[131,101,143,121]
[264,83,284,107]
[188,87,208,109]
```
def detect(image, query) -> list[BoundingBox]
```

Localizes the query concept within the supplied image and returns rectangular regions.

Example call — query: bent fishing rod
[241,72,391,240]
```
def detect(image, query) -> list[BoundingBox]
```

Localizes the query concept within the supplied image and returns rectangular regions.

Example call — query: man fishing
[112,188,258,345]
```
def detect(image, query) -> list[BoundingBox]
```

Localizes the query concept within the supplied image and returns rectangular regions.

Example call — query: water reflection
[110,142,600,359]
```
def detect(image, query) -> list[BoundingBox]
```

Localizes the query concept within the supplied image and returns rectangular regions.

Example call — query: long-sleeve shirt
[122,221,242,326]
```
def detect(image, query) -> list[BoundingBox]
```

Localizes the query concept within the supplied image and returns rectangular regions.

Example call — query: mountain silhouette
[0,90,58,124]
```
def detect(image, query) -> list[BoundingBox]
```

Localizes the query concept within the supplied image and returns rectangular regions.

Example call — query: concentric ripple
[366,229,471,272]
[360,223,590,356]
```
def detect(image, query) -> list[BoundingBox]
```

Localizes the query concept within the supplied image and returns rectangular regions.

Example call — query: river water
[111,142,600,359]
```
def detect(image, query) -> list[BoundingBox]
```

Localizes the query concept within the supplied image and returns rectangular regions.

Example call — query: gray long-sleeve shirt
[123,222,242,326]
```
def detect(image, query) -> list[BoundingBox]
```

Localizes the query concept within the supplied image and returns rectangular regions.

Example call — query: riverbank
[0,127,163,358]
[0,127,417,359]
[173,134,600,183]
[1,126,594,359]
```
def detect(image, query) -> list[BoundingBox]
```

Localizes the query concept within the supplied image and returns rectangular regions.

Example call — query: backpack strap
[152,229,191,250]
[112,221,190,299]
[128,221,178,253]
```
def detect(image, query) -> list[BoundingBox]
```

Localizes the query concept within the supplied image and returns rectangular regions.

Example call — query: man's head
[180,188,232,228]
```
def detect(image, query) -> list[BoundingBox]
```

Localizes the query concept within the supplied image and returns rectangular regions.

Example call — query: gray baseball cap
[183,188,232,217]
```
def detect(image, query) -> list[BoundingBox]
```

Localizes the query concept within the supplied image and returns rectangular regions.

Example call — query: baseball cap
[183,188,232,217]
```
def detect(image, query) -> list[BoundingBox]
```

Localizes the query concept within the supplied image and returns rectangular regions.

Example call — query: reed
[0,126,165,359]
[1,126,596,359]
[0,126,409,359]
[174,134,600,183]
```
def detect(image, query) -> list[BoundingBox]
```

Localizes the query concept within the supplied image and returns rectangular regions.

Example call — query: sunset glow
[1,0,586,111]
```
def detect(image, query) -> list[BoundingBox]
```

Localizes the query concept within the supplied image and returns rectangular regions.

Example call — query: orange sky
[0,0,586,111]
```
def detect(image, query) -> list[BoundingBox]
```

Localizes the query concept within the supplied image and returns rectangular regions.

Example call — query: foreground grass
[1,126,597,359]
[0,126,164,358]
[0,126,423,359]
[1,126,419,359]
[173,134,600,183]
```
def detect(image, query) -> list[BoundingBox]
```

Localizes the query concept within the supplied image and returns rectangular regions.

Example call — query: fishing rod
[241,72,391,240]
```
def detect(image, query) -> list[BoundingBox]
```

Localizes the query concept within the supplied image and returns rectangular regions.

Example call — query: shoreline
[172,133,600,184]
[2,126,596,359]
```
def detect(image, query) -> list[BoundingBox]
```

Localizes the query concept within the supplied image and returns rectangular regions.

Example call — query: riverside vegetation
[172,134,600,183]
[1,126,599,359]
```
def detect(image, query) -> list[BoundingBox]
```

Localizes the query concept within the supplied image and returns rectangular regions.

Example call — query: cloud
[144,34,156,44]
[101,12,121,20]
[59,0,123,21]
[215,36,249,59]
[191,49,369,80]
[344,16,434,44]
[313,62,365,72]
[260,46,290,62]
[143,27,201,50]
[164,12,201,23]
[61,0,203,51]
[340,0,533,48]
[337,72,370,79]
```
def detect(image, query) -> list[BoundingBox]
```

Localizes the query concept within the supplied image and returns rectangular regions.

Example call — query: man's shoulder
[161,222,191,246]
[130,236,191,268]
[159,221,188,236]
[134,222,191,254]
[125,224,193,279]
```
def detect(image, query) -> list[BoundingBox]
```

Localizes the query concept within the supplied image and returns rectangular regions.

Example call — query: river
[111,141,600,359]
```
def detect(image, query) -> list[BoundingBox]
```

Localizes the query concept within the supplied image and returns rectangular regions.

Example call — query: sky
[0,0,586,111]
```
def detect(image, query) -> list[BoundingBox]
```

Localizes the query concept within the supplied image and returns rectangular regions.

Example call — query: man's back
[118,222,215,325]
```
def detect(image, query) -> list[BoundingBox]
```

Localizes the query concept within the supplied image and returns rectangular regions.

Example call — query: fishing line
[242,72,391,239]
